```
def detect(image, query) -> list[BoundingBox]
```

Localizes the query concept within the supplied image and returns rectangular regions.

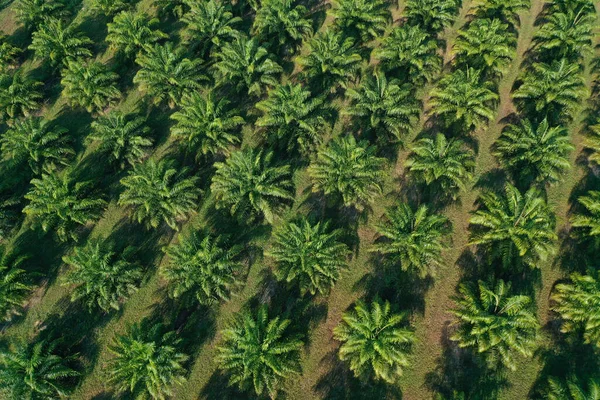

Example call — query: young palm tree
[513,59,587,123]
[170,91,243,158]
[0,71,43,122]
[406,133,475,201]
[404,0,458,33]
[211,149,294,224]
[62,239,142,312]
[333,299,415,383]
[372,204,451,278]
[0,340,80,399]
[134,42,205,108]
[163,232,244,305]
[345,71,420,144]
[88,111,153,168]
[451,280,539,370]
[14,0,68,31]
[471,0,530,27]
[373,24,442,85]
[546,376,600,400]
[0,35,22,70]
[106,11,167,58]
[0,258,33,322]
[216,305,303,398]
[212,33,282,97]
[309,135,385,209]
[89,0,132,17]
[469,183,556,269]
[29,18,93,68]
[252,0,312,51]
[118,158,201,230]
[571,191,600,241]
[493,119,573,186]
[552,270,600,348]
[533,9,594,62]
[108,322,188,399]
[60,59,121,113]
[429,68,499,132]
[23,170,107,242]
[330,0,390,43]
[1,117,74,174]
[255,82,325,155]
[297,29,362,92]
[268,217,349,295]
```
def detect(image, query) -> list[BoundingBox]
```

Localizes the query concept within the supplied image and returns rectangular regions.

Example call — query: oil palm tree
[216,305,303,399]
[23,170,107,242]
[0,258,33,322]
[29,18,93,68]
[372,203,451,278]
[14,0,68,31]
[170,91,243,158]
[571,191,600,242]
[0,340,80,399]
[118,158,201,230]
[268,217,349,295]
[406,133,475,201]
[60,59,121,113]
[0,71,43,122]
[62,239,142,312]
[163,232,244,305]
[0,35,21,70]
[471,0,530,27]
[89,0,132,17]
[106,11,167,59]
[252,0,312,51]
[309,135,385,209]
[211,149,294,224]
[134,42,205,108]
[212,33,282,97]
[584,123,600,167]
[334,299,415,383]
[108,322,188,399]
[330,0,390,43]
[88,111,153,168]
[533,9,594,62]
[469,183,556,269]
[493,119,573,186]
[546,376,600,400]
[153,0,188,18]
[404,0,458,33]
[452,280,539,370]
[1,117,74,174]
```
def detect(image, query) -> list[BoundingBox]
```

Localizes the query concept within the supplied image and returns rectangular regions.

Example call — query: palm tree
[471,0,530,27]
[406,133,475,201]
[404,0,458,33]
[106,11,167,59]
[345,71,420,144]
[170,92,243,158]
[309,135,385,209]
[0,72,43,122]
[0,35,22,70]
[469,183,556,269]
[429,68,499,132]
[333,299,415,383]
[513,59,587,124]
[0,257,33,322]
[212,33,282,97]
[255,82,325,155]
[546,376,600,400]
[493,119,573,186]
[0,340,80,399]
[211,149,294,224]
[153,0,188,18]
[533,9,594,62]
[453,18,516,78]
[451,280,539,370]
[216,305,303,398]
[552,270,600,348]
[330,0,390,43]
[297,29,362,92]
[252,0,312,51]
[549,0,596,16]
[584,123,600,166]
[29,18,93,68]
[134,42,205,108]
[14,0,68,31]
[182,0,241,57]
[118,158,201,230]
[373,24,441,85]
[571,191,600,242]
[89,0,132,16]
[268,217,349,295]
[163,232,244,305]
[372,204,451,278]
[88,111,153,168]
[108,322,188,399]
[23,170,107,242]
[60,59,122,113]
[1,117,74,174]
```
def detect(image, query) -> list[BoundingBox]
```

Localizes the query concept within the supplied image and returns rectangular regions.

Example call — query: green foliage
[546,376,600,400]
[0,35,22,70]
[89,0,132,17]
[571,191,600,239]
[14,0,68,30]
[0,257,33,322]
[333,299,415,383]
[182,0,241,56]
[451,280,539,370]
[211,149,294,224]
[29,18,93,68]
[268,217,349,295]
[60,59,121,113]
[252,0,312,49]
[405,0,458,33]
[118,158,201,230]
[372,203,451,278]
[584,124,600,166]
[533,9,594,61]
[471,0,530,27]
[108,322,188,399]
[330,0,390,42]
[163,232,243,305]
[0,71,43,122]
[216,305,303,398]
[106,11,167,58]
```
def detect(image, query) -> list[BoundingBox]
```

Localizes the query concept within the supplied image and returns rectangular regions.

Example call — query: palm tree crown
[0,258,33,322]
[106,11,167,58]
[0,35,22,70]
[571,191,600,240]
[533,8,594,62]
[29,18,93,68]
[330,0,390,43]
[471,0,530,27]
[252,0,312,50]
[405,0,458,33]
[0,71,43,122]
[14,0,68,30]
[546,376,600,400]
